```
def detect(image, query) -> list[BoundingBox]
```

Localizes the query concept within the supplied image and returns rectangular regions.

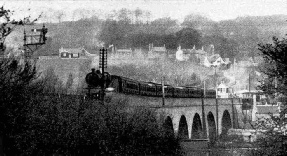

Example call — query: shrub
[16,96,181,156]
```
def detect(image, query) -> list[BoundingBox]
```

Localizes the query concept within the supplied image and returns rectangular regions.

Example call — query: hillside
[5,14,287,57]
[6,17,103,56]
[35,51,224,91]
[5,14,286,92]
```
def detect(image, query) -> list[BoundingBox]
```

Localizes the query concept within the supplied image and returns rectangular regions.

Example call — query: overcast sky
[1,0,287,22]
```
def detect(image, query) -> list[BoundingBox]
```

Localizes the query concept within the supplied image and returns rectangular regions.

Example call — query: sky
[1,0,287,22]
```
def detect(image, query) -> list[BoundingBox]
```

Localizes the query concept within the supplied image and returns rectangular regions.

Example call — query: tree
[72,8,91,21]
[0,6,38,55]
[182,13,213,29]
[12,92,182,155]
[144,11,151,24]
[98,19,121,47]
[66,73,74,93]
[252,114,287,156]
[252,36,287,156]
[258,36,287,96]
[117,8,132,24]
[0,6,40,155]
[176,27,202,49]
[41,67,64,94]
[0,59,41,155]
[54,10,65,23]
[134,8,143,24]
[202,34,238,61]
[149,17,178,35]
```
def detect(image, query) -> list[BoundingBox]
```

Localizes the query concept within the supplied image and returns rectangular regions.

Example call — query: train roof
[111,75,208,90]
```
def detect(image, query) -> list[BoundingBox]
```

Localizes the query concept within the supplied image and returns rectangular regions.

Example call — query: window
[217,88,222,93]
[73,53,79,57]
[256,95,260,101]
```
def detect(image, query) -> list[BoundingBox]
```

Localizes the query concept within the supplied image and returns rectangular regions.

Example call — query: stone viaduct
[107,93,244,142]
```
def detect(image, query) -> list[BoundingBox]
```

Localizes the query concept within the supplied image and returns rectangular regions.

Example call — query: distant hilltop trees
[5,8,287,62]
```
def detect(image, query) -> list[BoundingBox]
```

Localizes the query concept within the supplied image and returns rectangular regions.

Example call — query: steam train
[85,70,216,98]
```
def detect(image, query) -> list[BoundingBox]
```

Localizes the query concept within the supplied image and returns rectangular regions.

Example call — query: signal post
[99,47,107,101]
[23,24,48,59]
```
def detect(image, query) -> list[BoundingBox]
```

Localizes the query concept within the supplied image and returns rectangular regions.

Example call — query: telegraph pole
[162,76,165,106]
[214,66,217,90]
[203,79,206,97]
[99,47,107,101]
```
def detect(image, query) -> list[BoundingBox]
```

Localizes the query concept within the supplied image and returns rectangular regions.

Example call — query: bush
[16,96,181,155]
[0,58,181,155]
[0,58,41,155]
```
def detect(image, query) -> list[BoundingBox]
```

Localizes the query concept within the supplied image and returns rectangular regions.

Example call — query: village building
[109,47,133,60]
[189,46,207,64]
[203,54,230,67]
[175,45,190,61]
[230,90,280,122]
[148,44,167,59]
[59,47,93,59]
[114,48,133,56]
[174,45,208,63]
[216,81,232,98]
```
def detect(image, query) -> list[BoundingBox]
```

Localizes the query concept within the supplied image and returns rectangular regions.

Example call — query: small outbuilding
[216,81,231,98]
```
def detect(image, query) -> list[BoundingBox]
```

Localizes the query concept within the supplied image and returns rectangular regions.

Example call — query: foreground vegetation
[0,58,182,155]
[0,7,181,154]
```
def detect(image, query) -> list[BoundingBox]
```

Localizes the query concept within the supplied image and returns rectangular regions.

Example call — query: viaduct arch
[221,110,232,137]
[191,113,202,139]
[156,98,242,142]
[178,115,189,139]
[163,116,174,137]
[207,112,216,143]
[108,93,243,142]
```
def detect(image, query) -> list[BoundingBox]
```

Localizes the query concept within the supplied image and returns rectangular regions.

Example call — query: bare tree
[54,10,65,23]
[134,8,143,25]
[144,11,151,24]
[72,8,91,21]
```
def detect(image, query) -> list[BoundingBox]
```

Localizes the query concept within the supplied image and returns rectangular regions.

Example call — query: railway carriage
[164,86,174,97]
[87,73,216,98]
[205,90,216,98]
[122,77,140,95]
[140,82,157,96]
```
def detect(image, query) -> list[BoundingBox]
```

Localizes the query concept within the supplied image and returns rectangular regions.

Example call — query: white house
[59,47,92,58]
[216,81,231,98]
[175,45,189,61]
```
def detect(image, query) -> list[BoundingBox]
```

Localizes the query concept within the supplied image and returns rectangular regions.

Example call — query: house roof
[181,49,191,54]
[195,49,207,55]
[60,47,87,54]
[208,54,221,63]
[190,48,197,54]
[117,49,132,53]
[66,48,85,54]
[223,58,231,64]
[152,47,166,52]
[218,82,227,89]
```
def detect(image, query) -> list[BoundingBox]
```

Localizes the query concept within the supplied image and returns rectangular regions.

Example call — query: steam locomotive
[85,70,216,98]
